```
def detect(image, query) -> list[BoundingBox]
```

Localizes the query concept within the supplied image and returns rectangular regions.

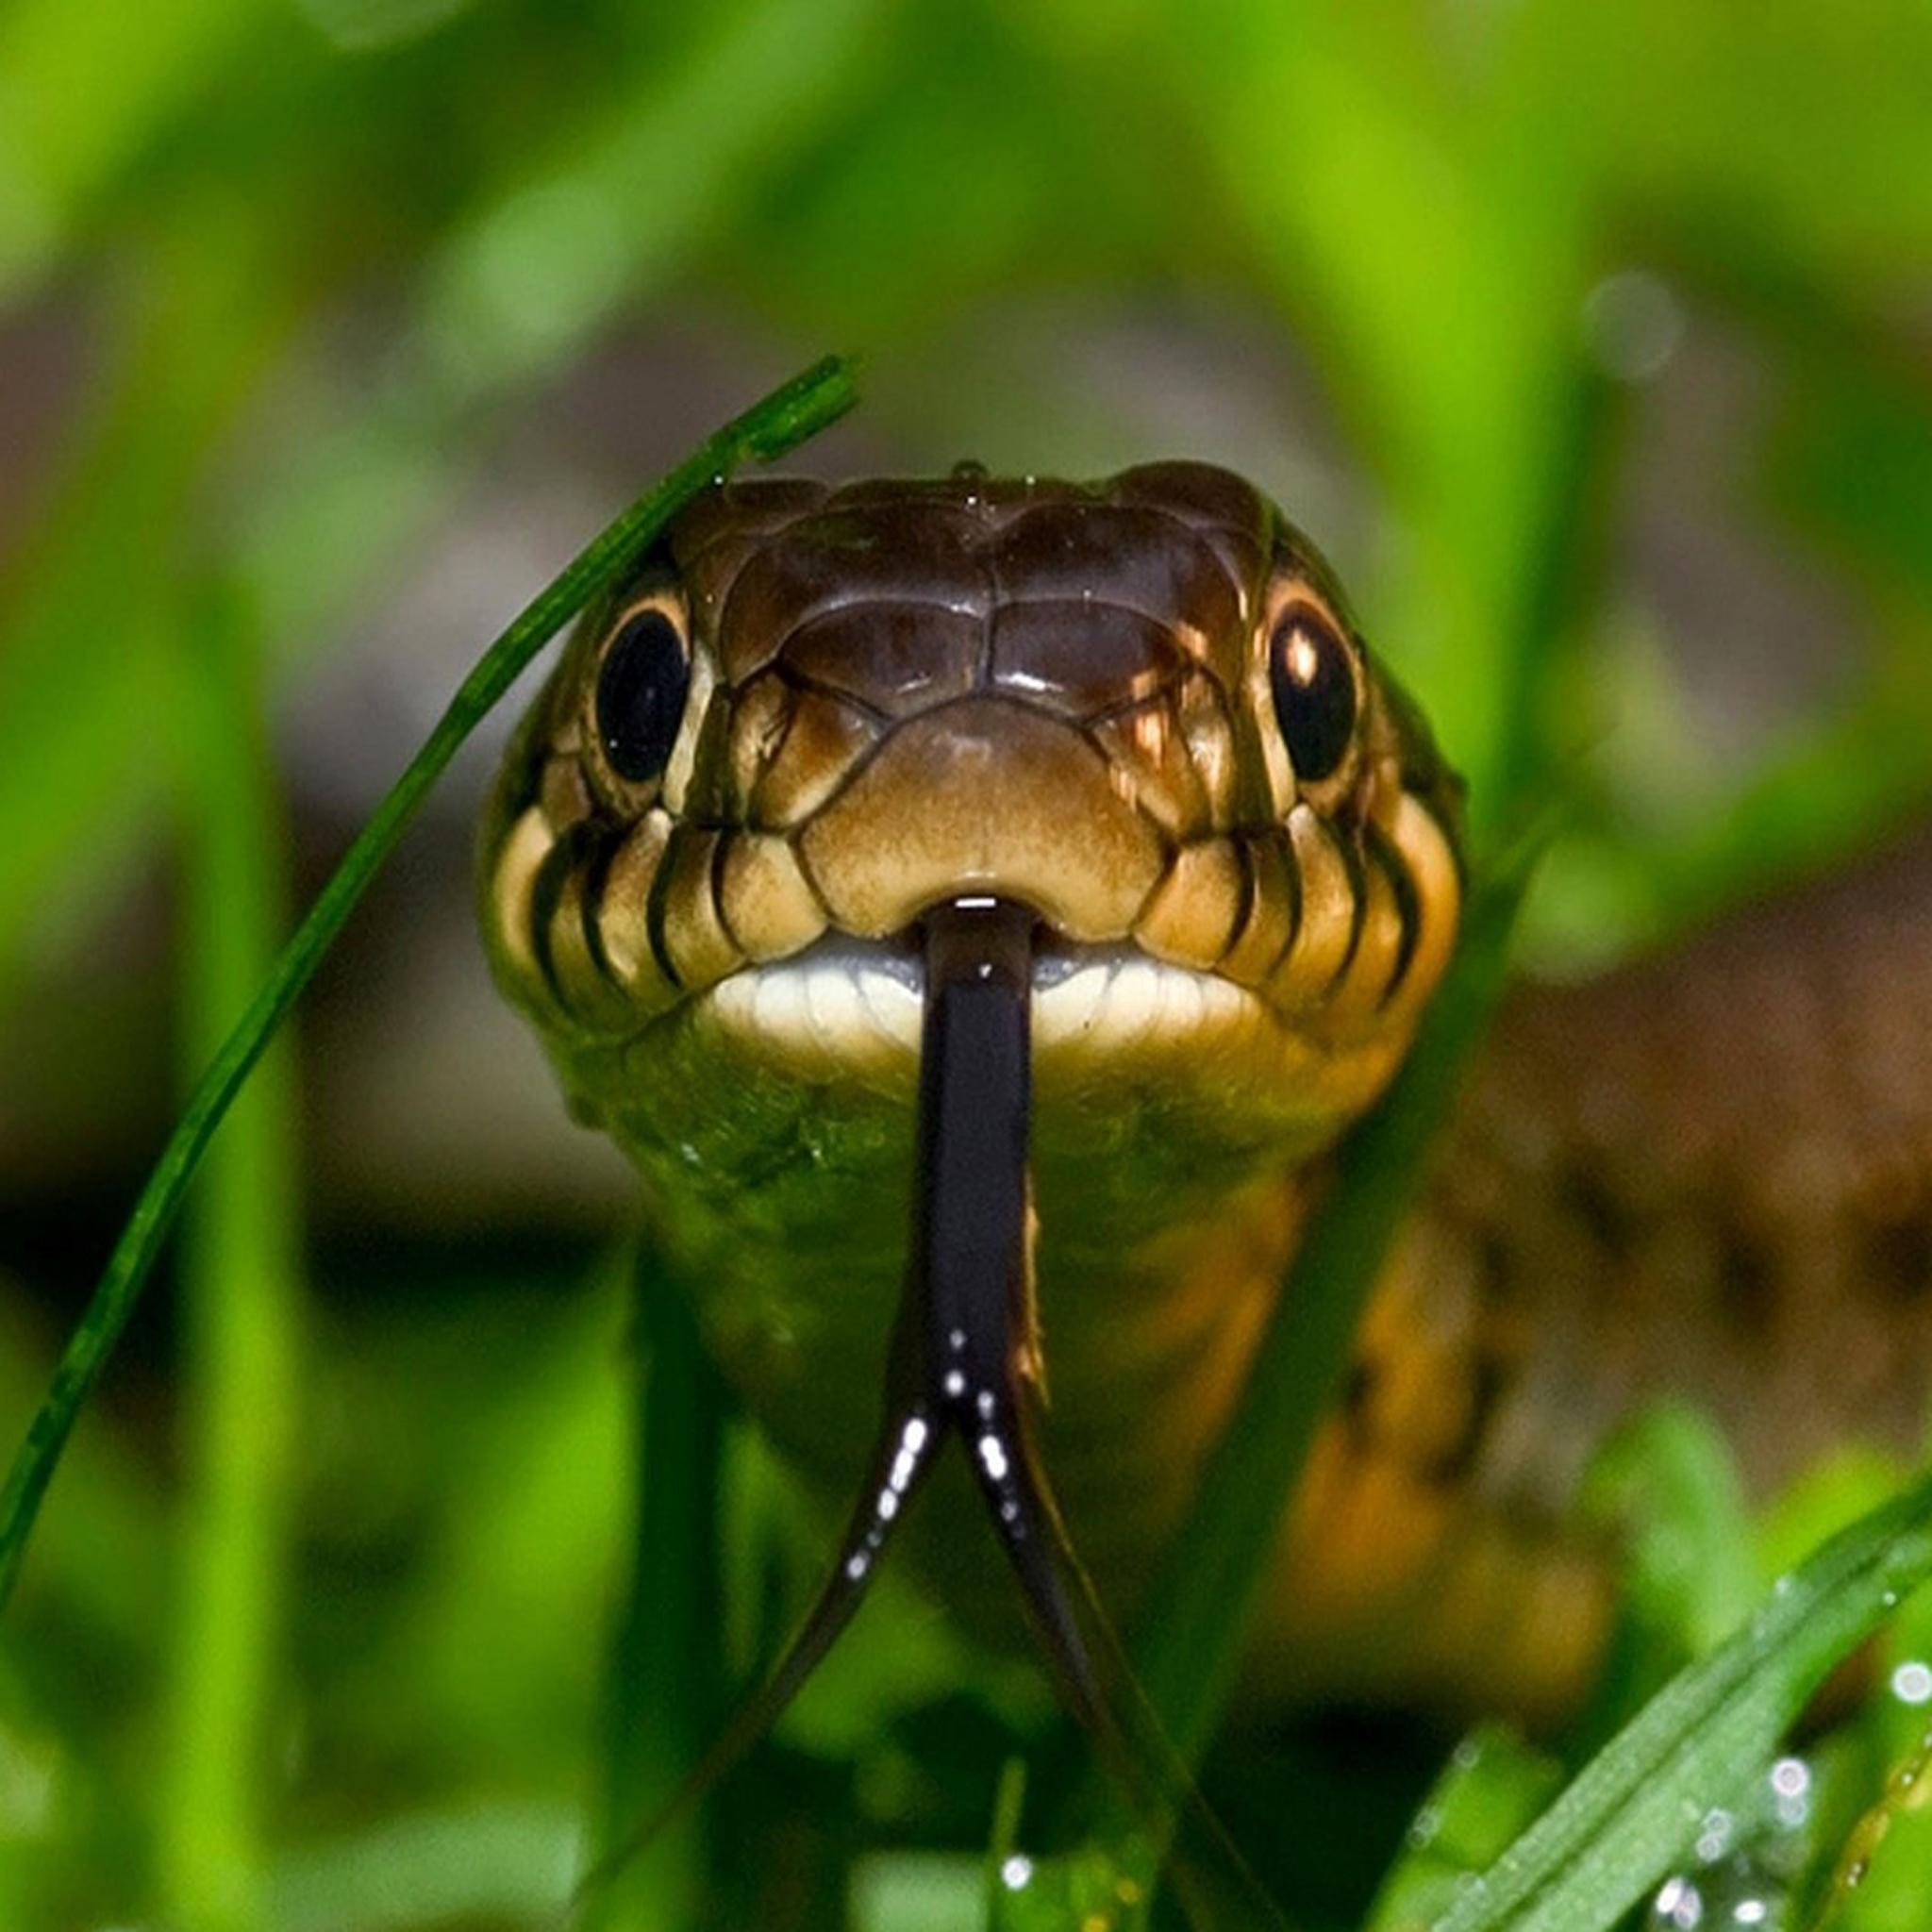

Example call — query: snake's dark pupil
[1269,616,1356,782]
[596,609,689,783]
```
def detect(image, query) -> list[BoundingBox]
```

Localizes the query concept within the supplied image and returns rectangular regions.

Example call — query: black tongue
[912,908,1289,1931]
[573,901,1044,1905]
[911,900,1108,1728]
[912,897,1036,1413]
[578,900,1283,1929]
[591,899,1080,1756]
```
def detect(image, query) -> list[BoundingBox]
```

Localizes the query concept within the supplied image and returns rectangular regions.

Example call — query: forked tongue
[577,900,1283,1927]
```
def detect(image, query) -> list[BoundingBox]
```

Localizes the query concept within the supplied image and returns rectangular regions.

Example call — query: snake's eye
[1268,612,1357,784]
[596,608,690,784]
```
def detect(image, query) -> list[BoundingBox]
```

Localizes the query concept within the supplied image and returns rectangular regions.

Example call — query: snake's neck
[578,997,1324,1598]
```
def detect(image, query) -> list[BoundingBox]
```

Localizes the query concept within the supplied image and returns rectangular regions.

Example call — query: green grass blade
[1126,852,1535,1771]
[0,207,301,1012]
[1567,1406,1758,1755]
[157,585,304,1932]
[587,1248,728,1931]
[0,353,859,1613]
[1104,344,1619,1799]
[1433,1470,1932,1932]
[1366,1727,1564,1932]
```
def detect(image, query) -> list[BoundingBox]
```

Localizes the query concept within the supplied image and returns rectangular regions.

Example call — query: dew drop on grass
[1651,1874,1703,1929]
[1654,1857,1785,1931]
[1891,1659,1932,1704]
[1695,1807,1734,1863]
[1769,1756,1811,1829]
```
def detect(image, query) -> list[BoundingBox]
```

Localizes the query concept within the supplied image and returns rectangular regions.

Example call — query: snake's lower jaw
[685,924,1420,1179]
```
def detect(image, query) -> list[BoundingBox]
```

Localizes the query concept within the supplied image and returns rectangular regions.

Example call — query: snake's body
[481,464,1932,1726]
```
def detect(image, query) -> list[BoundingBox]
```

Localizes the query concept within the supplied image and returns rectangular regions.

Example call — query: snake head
[481,463,1463,1205]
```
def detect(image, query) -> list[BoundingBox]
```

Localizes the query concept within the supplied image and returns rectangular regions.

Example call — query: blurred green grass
[160,585,304,1930]
[5,1,1932,1927]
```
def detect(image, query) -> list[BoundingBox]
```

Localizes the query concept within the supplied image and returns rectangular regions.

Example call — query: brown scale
[1248,824,1932,1721]
[1426,825,1932,1517]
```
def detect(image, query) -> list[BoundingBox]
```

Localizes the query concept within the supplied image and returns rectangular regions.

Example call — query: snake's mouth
[701,920,1267,1065]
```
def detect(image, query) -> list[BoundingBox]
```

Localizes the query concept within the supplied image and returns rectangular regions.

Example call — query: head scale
[483,461,1463,1141]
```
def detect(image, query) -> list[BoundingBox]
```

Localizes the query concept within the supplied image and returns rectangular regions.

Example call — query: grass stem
[587,1250,728,1931]
[1115,351,1625,1793]
[156,586,303,1932]
[0,354,858,1612]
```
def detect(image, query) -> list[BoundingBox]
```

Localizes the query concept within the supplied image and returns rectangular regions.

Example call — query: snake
[477,459,1932,1749]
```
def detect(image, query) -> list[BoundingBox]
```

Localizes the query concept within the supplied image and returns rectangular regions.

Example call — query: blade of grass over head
[0,354,859,1613]
[0,0,882,1009]
[1431,1466,1932,1932]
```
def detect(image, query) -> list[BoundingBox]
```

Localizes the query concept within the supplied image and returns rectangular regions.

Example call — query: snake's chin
[701,928,1264,1066]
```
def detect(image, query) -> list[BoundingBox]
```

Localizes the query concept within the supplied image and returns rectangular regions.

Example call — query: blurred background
[2,2,1930,1927]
